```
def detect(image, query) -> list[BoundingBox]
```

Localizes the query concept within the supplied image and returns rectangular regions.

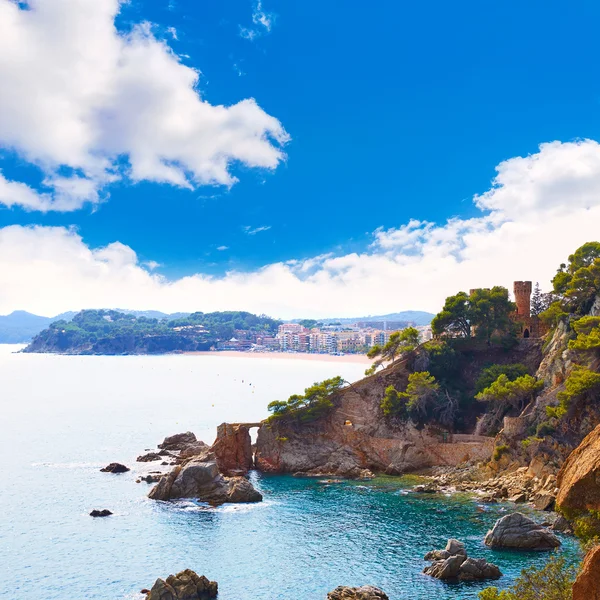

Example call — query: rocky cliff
[255,355,496,476]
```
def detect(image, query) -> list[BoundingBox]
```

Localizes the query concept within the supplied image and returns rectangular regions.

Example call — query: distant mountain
[301,311,435,327]
[0,309,190,343]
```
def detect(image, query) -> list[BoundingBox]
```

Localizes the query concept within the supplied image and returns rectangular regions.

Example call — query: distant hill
[301,311,435,327]
[0,309,190,343]
[23,309,281,355]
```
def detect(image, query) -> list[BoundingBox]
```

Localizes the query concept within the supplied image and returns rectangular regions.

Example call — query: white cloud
[239,0,274,41]
[216,245,229,251]
[0,0,288,211]
[243,225,271,235]
[0,140,599,317]
[166,26,178,40]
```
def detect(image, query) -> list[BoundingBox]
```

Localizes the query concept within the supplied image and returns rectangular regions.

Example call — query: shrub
[493,444,510,461]
[475,363,529,394]
[478,555,577,600]
[535,421,556,438]
[546,365,600,419]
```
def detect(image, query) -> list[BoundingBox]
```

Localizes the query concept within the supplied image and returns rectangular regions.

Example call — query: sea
[0,345,581,600]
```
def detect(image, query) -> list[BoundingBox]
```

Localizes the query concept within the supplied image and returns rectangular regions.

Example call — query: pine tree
[531,282,544,316]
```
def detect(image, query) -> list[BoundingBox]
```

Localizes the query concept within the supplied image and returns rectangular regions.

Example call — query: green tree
[531,282,544,316]
[403,371,441,418]
[431,292,471,338]
[570,316,600,351]
[267,376,346,422]
[478,555,576,600]
[475,363,529,394]
[380,385,407,418]
[539,301,568,329]
[547,365,600,419]
[367,327,420,368]
[469,286,516,344]
[476,374,543,429]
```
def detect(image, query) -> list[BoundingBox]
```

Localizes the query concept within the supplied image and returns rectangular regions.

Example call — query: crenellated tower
[513,281,532,318]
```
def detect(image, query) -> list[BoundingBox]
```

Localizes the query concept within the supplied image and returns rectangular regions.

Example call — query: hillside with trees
[23,309,281,355]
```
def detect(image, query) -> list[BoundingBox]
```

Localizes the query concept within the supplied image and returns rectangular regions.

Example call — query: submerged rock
[148,453,262,504]
[327,585,389,599]
[100,462,130,473]
[90,509,112,517]
[145,569,217,600]
[423,538,501,581]
[484,512,561,550]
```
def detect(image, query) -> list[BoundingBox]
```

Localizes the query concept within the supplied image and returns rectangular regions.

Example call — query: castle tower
[514,281,532,318]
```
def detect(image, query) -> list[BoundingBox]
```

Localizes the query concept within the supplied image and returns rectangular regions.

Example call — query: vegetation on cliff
[23,309,281,354]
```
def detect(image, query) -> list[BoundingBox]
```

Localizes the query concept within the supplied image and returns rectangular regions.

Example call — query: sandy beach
[184,350,373,364]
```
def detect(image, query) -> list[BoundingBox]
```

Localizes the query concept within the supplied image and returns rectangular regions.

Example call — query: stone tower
[514,281,532,318]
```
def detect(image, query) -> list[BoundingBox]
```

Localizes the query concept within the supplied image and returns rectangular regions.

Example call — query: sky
[0,0,600,318]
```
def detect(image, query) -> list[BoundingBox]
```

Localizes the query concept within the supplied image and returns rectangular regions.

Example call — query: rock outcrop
[145,569,217,600]
[484,513,561,550]
[159,432,198,452]
[572,545,600,600]
[254,352,497,476]
[326,586,389,599]
[100,462,129,473]
[423,539,501,581]
[211,423,255,475]
[137,452,162,462]
[557,424,600,512]
[148,452,262,504]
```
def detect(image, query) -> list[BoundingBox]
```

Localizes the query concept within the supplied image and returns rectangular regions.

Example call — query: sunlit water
[0,346,581,600]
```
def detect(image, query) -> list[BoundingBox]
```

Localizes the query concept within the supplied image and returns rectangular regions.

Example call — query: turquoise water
[0,347,580,600]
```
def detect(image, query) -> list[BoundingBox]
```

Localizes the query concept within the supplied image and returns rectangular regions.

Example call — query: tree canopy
[366,327,420,374]
[432,287,516,343]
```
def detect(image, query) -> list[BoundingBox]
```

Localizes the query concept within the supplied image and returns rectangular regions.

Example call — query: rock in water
[484,513,560,550]
[90,509,112,517]
[137,452,162,462]
[573,545,600,600]
[557,424,600,512]
[146,569,217,600]
[158,432,198,451]
[148,453,262,504]
[327,586,389,599]
[211,423,254,475]
[100,462,130,473]
[423,538,501,581]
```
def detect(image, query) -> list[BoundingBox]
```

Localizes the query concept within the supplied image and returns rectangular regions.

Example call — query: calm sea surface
[0,346,580,600]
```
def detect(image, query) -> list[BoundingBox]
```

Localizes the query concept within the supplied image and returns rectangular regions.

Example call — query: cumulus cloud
[0,140,599,317]
[0,0,288,211]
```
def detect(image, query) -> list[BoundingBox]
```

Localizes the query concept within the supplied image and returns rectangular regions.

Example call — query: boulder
[532,492,555,512]
[159,432,198,452]
[179,441,210,460]
[146,569,217,600]
[557,424,600,512]
[326,586,389,599]
[90,509,112,517]
[573,545,600,600]
[139,474,161,484]
[551,515,573,534]
[484,513,561,550]
[100,462,129,473]
[148,454,262,504]
[413,484,439,494]
[423,538,501,581]
[137,452,162,462]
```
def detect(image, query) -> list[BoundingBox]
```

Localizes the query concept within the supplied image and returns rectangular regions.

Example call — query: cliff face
[255,358,494,476]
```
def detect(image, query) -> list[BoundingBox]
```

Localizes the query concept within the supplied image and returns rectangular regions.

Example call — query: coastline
[184,350,373,364]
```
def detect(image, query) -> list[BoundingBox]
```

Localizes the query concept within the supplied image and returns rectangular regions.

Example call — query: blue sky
[0,0,599,316]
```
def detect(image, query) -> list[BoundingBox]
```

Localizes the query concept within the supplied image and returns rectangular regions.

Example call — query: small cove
[0,346,581,600]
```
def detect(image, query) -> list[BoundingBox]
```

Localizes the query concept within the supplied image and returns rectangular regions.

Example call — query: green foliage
[424,340,460,385]
[478,555,576,600]
[493,444,510,461]
[476,374,543,410]
[569,316,600,350]
[380,385,407,418]
[431,292,471,338]
[27,309,282,354]
[432,287,516,343]
[535,421,556,437]
[267,376,346,423]
[547,365,600,419]
[539,301,568,329]
[552,241,600,314]
[367,327,420,370]
[475,363,529,394]
[297,319,322,329]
